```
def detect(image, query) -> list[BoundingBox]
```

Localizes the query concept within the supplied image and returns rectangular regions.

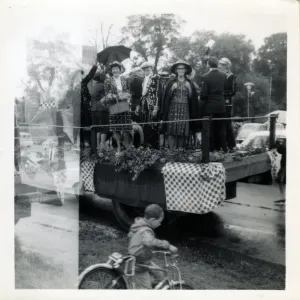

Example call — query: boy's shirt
[128,217,170,263]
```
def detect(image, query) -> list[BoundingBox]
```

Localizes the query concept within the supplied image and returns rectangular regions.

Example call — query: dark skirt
[166,102,189,137]
[109,112,132,132]
[92,111,109,134]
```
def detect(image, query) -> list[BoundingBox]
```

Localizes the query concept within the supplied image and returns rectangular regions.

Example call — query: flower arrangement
[232,146,265,161]
[93,147,230,181]
[79,141,267,181]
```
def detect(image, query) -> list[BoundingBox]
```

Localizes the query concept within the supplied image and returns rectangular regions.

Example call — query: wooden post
[269,114,277,150]
[201,117,210,163]
[90,126,97,153]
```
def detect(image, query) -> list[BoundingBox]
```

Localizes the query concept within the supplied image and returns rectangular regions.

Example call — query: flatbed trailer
[92,153,271,229]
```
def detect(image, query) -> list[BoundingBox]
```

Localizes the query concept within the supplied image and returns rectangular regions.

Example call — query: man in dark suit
[200,56,227,152]
[129,67,144,122]
[218,58,237,151]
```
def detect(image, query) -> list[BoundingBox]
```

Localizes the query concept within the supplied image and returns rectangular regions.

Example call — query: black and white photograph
[1,0,299,297]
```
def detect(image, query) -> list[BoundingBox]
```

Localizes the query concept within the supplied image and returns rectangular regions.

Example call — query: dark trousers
[225,105,236,149]
[143,125,159,149]
[140,111,159,149]
[210,113,227,152]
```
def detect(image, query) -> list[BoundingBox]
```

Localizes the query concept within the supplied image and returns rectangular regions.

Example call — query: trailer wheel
[112,200,169,231]
[112,201,144,230]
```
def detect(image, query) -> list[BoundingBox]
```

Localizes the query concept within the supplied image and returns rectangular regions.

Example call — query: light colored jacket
[128,217,170,263]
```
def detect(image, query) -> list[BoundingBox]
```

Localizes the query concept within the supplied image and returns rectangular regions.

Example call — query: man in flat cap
[218,57,237,151]
[136,61,163,149]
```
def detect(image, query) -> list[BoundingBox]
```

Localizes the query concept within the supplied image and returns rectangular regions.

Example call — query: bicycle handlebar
[152,251,178,257]
[152,251,171,255]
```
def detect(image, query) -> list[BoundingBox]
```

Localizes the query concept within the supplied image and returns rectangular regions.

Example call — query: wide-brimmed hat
[108,61,125,74]
[171,60,192,75]
[140,61,153,69]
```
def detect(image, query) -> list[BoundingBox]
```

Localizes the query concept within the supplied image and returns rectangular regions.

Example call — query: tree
[25,29,83,109]
[121,14,185,72]
[168,30,217,74]
[88,22,114,51]
[169,30,255,75]
[253,33,287,108]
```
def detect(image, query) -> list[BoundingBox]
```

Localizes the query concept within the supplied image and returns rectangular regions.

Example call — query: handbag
[108,92,131,115]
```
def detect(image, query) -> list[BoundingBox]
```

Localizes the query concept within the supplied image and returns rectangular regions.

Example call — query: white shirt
[142,73,152,96]
[114,76,122,92]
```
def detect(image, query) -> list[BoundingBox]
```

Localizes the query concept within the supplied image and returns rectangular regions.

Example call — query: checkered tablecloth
[162,162,226,214]
[81,160,97,192]
[267,149,281,182]
[39,101,57,109]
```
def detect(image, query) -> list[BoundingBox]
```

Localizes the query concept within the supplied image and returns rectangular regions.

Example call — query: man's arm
[82,65,98,85]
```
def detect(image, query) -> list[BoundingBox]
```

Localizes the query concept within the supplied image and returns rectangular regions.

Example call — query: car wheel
[112,201,144,230]
[248,174,263,184]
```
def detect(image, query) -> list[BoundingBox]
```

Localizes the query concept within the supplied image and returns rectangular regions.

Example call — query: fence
[15,113,279,164]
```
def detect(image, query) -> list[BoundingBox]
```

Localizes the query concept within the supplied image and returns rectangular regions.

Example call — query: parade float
[14,41,281,230]
[77,138,272,229]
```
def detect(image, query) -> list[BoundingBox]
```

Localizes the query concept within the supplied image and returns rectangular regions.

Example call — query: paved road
[15,182,285,289]
[79,182,285,289]
[15,194,79,289]
[88,182,285,266]
[175,182,285,266]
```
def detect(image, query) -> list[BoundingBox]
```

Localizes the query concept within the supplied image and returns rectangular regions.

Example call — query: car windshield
[241,130,286,149]
[263,122,285,131]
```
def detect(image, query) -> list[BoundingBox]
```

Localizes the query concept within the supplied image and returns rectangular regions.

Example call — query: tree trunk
[154,47,162,73]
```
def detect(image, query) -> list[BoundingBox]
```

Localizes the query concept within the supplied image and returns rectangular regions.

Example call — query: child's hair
[144,204,164,220]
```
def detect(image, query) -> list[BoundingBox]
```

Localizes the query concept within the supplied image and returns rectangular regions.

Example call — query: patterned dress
[167,81,190,137]
[104,76,132,132]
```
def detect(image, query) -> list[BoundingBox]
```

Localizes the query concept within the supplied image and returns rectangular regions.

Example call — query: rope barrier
[16,115,271,130]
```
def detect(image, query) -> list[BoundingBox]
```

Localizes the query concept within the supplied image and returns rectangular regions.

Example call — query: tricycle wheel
[78,266,126,289]
[172,283,194,290]
[112,201,144,230]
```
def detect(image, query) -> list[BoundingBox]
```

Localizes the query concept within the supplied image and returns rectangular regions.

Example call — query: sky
[10,0,294,97]
[17,1,291,50]
[81,11,289,51]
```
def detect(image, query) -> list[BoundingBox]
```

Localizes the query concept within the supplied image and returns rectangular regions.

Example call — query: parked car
[236,122,285,146]
[240,130,286,150]
[236,123,263,144]
[238,130,286,184]
[261,121,285,131]
[265,110,286,126]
